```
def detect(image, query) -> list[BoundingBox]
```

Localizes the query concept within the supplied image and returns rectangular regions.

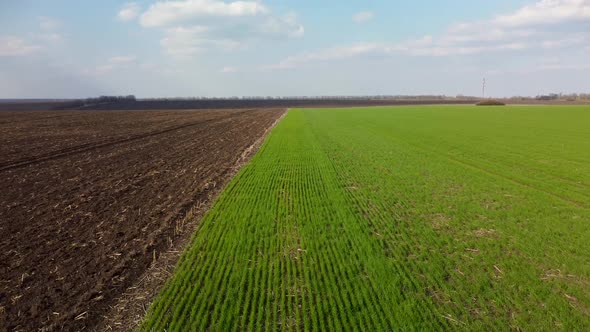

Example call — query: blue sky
[1,0,589,98]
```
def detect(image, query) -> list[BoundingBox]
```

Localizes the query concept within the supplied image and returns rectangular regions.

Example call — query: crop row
[142,106,590,331]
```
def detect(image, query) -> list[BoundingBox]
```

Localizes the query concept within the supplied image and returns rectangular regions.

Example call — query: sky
[0,0,589,98]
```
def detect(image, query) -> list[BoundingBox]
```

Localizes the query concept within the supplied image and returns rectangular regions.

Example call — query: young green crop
[142,105,590,331]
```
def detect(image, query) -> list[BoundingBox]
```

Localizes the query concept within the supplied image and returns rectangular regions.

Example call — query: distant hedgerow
[476,99,506,106]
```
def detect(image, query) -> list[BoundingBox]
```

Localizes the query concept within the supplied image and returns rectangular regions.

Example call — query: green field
[142,106,590,331]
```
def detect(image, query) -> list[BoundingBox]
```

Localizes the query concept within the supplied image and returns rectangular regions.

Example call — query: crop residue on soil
[0,108,285,331]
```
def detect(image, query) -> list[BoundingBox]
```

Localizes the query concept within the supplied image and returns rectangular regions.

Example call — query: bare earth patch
[0,109,285,331]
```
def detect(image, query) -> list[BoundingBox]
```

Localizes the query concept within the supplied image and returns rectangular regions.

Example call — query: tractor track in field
[336,121,590,210]
[395,138,590,209]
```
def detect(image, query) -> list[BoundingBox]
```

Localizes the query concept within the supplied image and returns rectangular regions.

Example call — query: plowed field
[0,109,284,331]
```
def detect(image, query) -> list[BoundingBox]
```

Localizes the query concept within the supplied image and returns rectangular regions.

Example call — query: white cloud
[140,0,269,27]
[160,26,243,56]
[35,16,65,46]
[263,43,381,70]
[134,0,303,56]
[93,64,116,75]
[37,33,64,44]
[493,0,590,27]
[86,55,138,75]
[263,0,590,69]
[352,11,374,24]
[258,12,304,38]
[440,27,535,44]
[0,36,41,56]
[118,2,141,22]
[109,55,137,64]
[39,16,61,31]
[538,62,590,71]
[263,36,538,70]
[221,66,238,73]
[540,35,586,48]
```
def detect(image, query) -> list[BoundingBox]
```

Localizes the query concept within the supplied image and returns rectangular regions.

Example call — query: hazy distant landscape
[1,93,590,112]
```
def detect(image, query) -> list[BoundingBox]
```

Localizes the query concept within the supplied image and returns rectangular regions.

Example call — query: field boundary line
[233,109,289,170]
[94,108,288,332]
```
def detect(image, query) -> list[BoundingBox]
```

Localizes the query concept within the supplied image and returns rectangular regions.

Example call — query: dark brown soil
[0,109,285,332]
[0,98,479,112]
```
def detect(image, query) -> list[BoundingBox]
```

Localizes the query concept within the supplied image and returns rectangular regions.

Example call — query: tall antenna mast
[482,78,486,99]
